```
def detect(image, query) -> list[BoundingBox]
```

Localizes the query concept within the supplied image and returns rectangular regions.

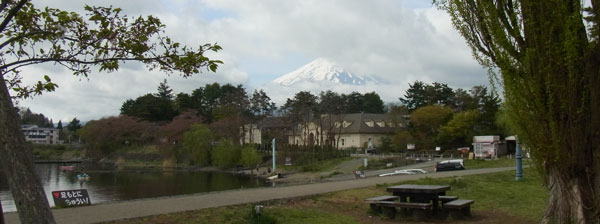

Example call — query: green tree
[186,83,250,123]
[211,140,241,168]
[437,110,480,147]
[173,92,193,113]
[409,105,453,150]
[240,145,261,169]
[248,89,275,144]
[470,86,501,135]
[318,90,345,114]
[392,130,414,150]
[66,118,82,132]
[436,0,600,221]
[120,94,177,122]
[182,124,213,166]
[212,84,249,121]
[362,92,385,113]
[249,89,276,119]
[344,92,364,113]
[400,81,455,111]
[156,79,174,100]
[18,108,53,127]
[378,136,394,153]
[282,91,318,146]
[0,2,221,222]
[451,88,476,111]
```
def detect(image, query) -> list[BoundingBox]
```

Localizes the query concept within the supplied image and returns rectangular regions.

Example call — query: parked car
[435,159,465,172]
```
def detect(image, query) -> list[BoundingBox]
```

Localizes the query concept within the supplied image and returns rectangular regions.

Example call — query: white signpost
[272,138,276,172]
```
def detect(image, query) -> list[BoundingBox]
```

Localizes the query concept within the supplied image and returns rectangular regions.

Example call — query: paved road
[324,158,443,182]
[4,166,515,224]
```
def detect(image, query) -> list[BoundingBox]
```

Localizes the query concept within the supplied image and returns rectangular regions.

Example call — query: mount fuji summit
[272,58,379,87]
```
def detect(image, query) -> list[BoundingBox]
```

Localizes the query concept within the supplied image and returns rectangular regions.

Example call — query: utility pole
[515,141,523,181]
[272,138,276,172]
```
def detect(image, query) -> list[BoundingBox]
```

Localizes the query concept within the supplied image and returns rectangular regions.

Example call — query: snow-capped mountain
[272,58,379,86]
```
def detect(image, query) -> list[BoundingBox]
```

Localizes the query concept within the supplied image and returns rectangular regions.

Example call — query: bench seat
[374,201,433,219]
[365,195,399,215]
[376,201,433,210]
[364,195,398,202]
[444,199,473,208]
[444,199,474,218]
[439,195,458,203]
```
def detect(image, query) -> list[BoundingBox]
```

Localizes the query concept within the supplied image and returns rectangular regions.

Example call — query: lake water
[0,163,268,213]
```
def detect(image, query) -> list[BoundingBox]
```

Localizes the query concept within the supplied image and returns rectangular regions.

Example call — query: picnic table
[366,184,474,219]
[386,184,450,215]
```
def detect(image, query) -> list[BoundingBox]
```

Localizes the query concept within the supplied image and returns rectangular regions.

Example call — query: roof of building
[258,117,291,129]
[332,113,399,134]
[21,125,58,131]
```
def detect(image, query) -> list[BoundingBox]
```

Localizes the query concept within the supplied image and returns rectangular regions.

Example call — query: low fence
[254,143,353,165]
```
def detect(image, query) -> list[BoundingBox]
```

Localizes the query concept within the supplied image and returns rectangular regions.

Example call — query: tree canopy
[0,1,222,223]
[435,0,600,222]
[18,108,53,127]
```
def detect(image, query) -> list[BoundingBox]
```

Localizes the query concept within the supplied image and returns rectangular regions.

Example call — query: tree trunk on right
[542,164,599,223]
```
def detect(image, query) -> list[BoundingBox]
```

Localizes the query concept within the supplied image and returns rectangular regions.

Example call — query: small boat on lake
[76,173,90,181]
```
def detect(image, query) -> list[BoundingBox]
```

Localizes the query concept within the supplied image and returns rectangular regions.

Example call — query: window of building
[343,121,352,128]
[341,139,345,146]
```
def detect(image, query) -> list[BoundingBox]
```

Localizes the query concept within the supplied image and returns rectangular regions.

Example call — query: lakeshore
[4,166,521,224]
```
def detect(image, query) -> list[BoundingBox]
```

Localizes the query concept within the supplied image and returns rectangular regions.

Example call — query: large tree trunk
[0,76,55,223]
[542,164,599,224]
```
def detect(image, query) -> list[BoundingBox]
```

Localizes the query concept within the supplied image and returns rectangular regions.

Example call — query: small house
[472,136,506,159]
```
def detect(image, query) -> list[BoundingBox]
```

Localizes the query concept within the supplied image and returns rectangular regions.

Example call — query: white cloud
[17,0,487,122]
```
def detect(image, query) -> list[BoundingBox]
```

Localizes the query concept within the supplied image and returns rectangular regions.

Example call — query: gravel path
[4,166,515,224]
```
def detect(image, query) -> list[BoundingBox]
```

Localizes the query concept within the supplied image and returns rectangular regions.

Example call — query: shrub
[240,145,261,169]
[182,124,214,166]
[79,116,156,157]
[211,139,241,168]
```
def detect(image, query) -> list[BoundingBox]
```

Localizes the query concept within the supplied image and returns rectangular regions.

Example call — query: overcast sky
[17,0,489,122]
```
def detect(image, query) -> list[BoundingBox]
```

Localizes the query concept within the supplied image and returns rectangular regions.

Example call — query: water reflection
[0,164,267,213]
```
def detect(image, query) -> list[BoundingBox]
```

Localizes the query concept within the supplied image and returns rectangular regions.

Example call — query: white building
[288,113,405,149]
[21,125,61,144]
[472,135,506,159]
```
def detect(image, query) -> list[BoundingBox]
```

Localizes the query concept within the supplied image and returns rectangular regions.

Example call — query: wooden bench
[439,195,458,204]
[375,201,433,219]
[377,201,433,209]
[365,195,398,214]
[444,199,474,218]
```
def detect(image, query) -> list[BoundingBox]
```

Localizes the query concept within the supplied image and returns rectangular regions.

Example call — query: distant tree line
[79,79,503,167]
[391,81,503,151]
[18,108,54,128]
[18,107,83,143]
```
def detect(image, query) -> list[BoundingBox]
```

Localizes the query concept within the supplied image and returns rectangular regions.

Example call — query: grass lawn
[463,157,531,169]
[106,168,547,224]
